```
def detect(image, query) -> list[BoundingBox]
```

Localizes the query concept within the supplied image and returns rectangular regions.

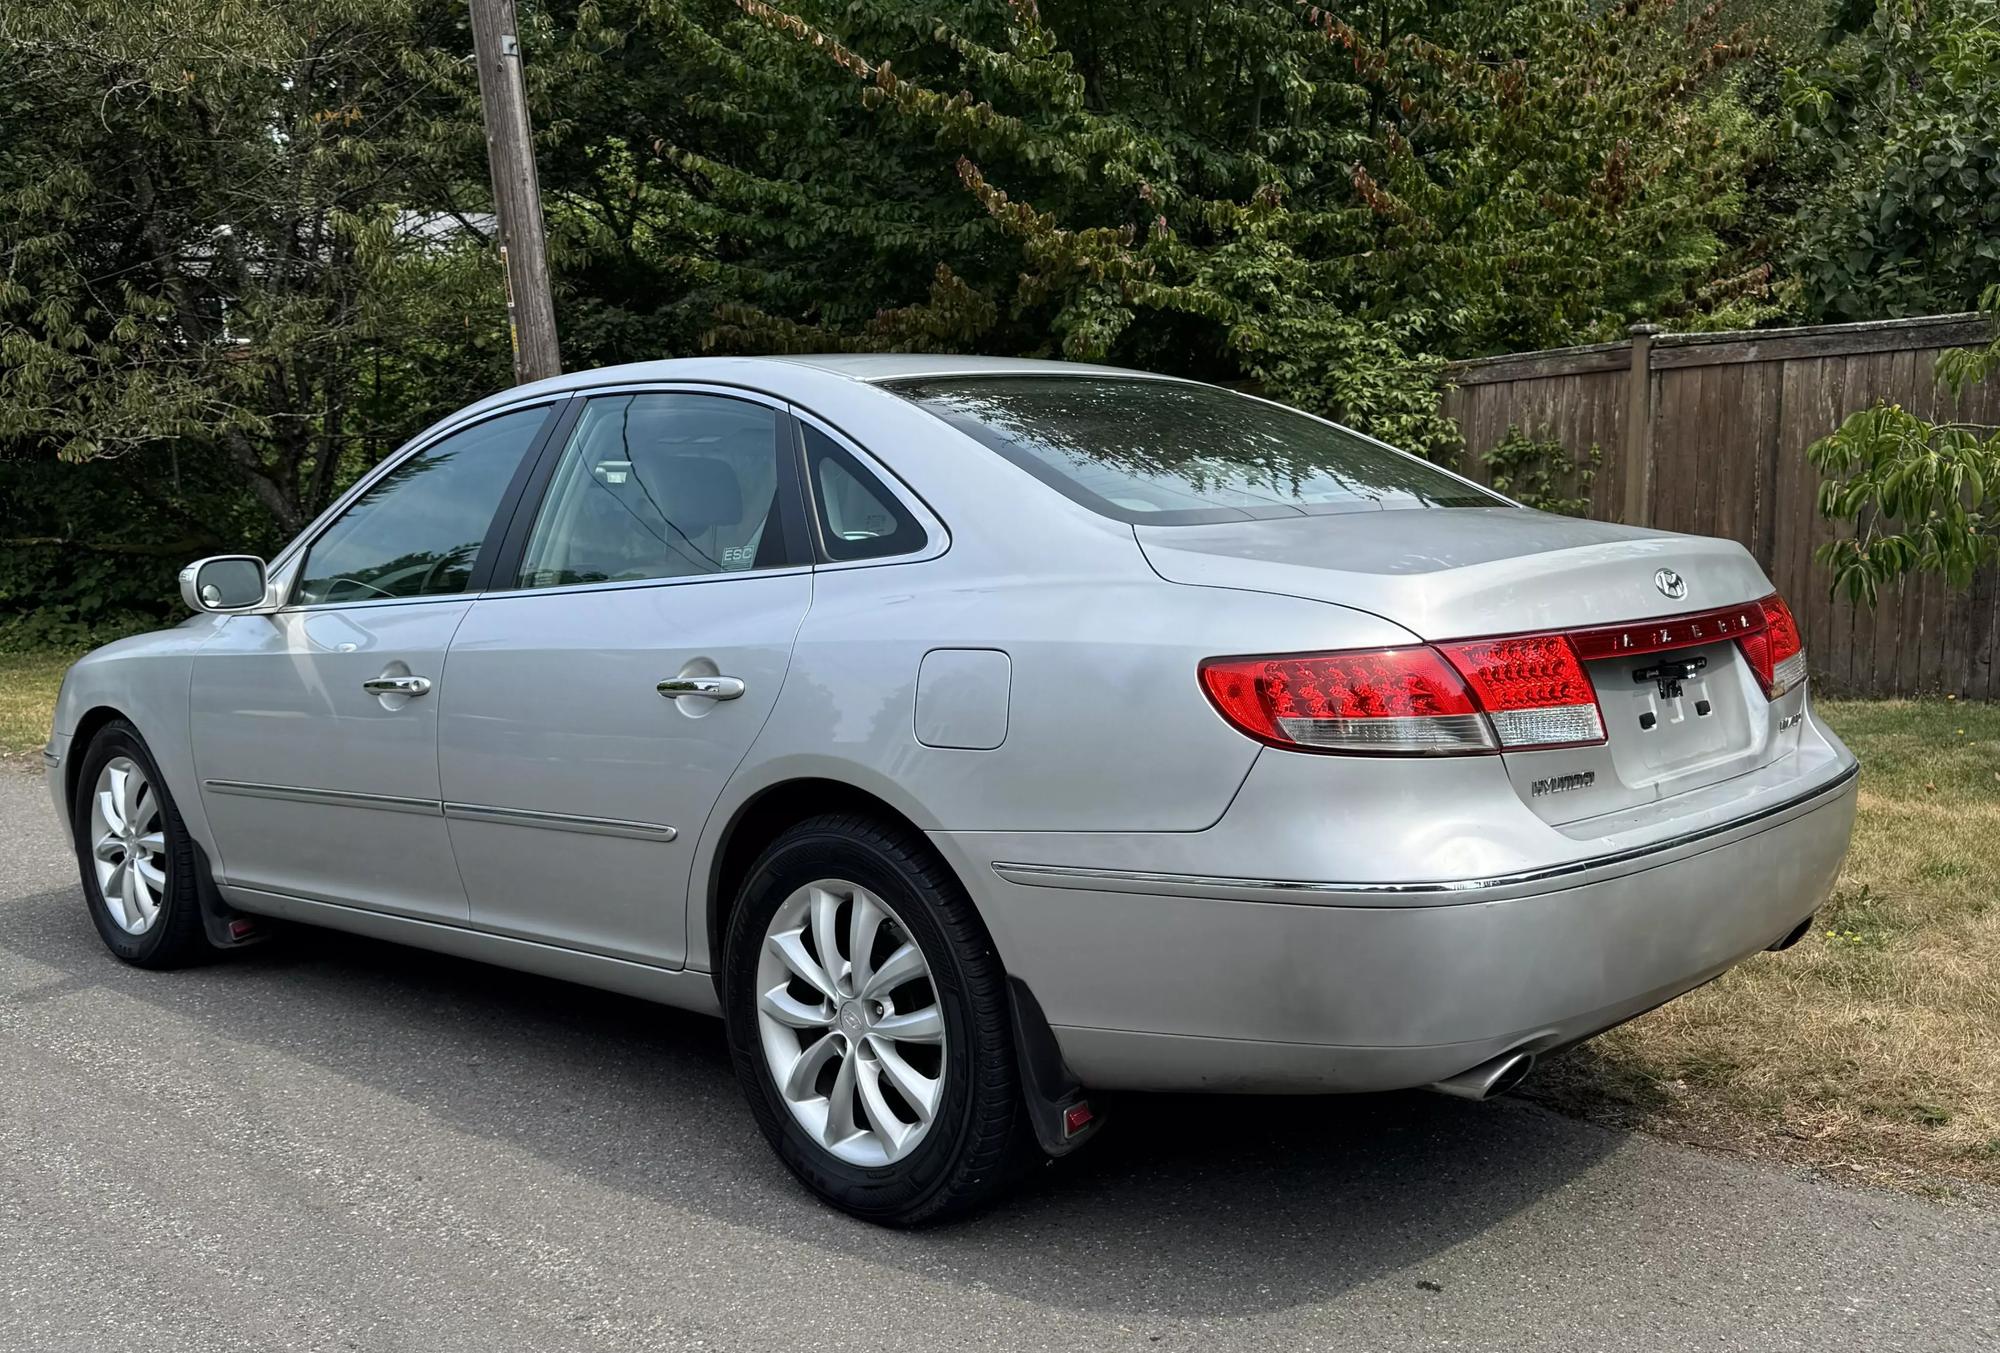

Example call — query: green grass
[3,645,1996,1187]
[0,650,73,765]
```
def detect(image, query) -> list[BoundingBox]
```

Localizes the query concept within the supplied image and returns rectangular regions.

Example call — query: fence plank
[1440,314,1996,696]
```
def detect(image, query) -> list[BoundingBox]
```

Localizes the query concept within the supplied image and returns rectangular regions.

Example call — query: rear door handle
[362,675,433,697]
[657,676,746,701]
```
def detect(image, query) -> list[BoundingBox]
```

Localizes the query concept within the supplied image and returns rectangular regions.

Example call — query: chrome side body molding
[202,780,675,841]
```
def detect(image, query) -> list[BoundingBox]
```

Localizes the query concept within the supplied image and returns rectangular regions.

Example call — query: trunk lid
[1140,507,1802,824]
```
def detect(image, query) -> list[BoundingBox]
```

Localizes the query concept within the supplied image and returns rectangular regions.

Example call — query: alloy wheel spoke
[115,765,142,833]
[103,858,131,925]
[93,833,124,863]
[759,983,834,1030]
[135,831,166,856]
[768,928,837,1001]
[97,786,124,837]
[846,893,886,997]
[780,1032,842,1102]
[855,1056,913,1152]
[821,1037,860,1147]
[809,885,849,995]
[867,1039,941,1122]
[122,862,148,929]
[871,1004,943,1045]
[134,856,167,893]
[860,942,924,1001]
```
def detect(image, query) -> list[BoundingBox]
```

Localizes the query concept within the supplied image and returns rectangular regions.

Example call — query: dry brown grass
[1531,698,2000,1193]
[0,651,72,765]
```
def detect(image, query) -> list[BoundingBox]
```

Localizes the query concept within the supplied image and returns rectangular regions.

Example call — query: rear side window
[516,393,792,587]
[801,424,926,561]
[890,376,1498,524]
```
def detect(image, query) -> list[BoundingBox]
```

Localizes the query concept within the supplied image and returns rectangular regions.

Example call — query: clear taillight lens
[1738,593,1806,698]
[1199,639,1604,756]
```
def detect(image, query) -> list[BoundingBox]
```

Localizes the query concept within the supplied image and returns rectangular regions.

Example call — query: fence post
[1622,321,1662,526]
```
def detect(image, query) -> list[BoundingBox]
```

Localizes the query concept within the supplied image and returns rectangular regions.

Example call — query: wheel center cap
[837,1002,867,1037]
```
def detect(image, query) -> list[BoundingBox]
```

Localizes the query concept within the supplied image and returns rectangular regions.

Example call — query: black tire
[722,813,1028,1225]
[69,720,213,969]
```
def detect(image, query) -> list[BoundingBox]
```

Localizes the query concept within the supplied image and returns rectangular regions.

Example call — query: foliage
[1807,287,2000,603]
[0,0,512,536]
[1785,0,2000,322]
[1481,425,1602,517]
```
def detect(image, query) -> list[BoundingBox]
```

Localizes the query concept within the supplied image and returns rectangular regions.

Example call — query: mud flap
[1008,976,1104,1157]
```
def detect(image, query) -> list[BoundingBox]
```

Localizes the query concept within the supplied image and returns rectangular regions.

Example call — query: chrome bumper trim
[993,760,1858,902]
[443,801,676,842]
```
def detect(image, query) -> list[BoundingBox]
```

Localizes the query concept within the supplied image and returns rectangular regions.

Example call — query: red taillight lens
[1738,593,1806,698]
[1199,648,1496,754]
[1435,634,1606,748]
[1199,640,1607,755]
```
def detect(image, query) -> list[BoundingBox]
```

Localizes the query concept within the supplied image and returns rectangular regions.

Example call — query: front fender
[51,618,226,864]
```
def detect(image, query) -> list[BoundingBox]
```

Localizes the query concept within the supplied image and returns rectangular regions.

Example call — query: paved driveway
[2,768,1996,1351]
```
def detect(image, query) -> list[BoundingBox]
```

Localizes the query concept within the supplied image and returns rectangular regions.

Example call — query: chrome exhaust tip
[1428,1050,1537,1101]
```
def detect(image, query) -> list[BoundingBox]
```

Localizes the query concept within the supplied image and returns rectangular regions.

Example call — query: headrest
[642,455,743,534]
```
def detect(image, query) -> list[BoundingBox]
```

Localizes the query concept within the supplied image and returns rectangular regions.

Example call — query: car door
[192,402,562,922]
[436,387,814,966]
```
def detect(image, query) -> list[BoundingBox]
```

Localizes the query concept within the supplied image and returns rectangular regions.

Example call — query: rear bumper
[940,757,1857,1094]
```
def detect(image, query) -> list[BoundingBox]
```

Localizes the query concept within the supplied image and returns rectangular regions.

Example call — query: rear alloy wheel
[71,721,212,968]
[724,814,1027,1224]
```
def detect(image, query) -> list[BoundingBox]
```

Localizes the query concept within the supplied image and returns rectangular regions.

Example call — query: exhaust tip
[1768,913,1815,952]
[1429,1050,1537,1102]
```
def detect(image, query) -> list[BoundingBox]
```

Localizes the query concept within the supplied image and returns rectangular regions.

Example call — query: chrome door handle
[657,676,746,701]
[362,675,433,697]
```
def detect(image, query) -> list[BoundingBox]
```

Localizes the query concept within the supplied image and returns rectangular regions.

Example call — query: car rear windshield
[889,376,1499,524]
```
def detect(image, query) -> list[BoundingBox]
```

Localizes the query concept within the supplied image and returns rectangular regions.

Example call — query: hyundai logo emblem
[1654,567,1688,600]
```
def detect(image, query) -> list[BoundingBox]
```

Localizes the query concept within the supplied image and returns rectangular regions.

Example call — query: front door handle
[657,675,746,701]
[362,675,433,697]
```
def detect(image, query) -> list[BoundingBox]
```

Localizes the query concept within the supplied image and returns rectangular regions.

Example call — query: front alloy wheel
[71,719,212,968]
[88,756,170,935]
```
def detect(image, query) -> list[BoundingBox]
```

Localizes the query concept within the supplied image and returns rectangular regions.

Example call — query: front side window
[516,393,790,588]
[294,406,550,606]
[890,376,1499,524]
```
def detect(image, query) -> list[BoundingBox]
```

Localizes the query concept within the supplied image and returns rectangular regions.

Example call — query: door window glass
[295,406,549,606]
[516,393,790,587]
[802,425,926,561]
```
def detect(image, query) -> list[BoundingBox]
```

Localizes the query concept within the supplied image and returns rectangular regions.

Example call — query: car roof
[765,353,1165,382]
[443,354,1197,432]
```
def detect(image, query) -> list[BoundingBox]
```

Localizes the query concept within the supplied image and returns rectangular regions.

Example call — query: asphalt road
[3,768,1997,1352]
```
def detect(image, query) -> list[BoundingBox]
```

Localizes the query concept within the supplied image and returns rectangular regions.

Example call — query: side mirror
[178,555,270,614]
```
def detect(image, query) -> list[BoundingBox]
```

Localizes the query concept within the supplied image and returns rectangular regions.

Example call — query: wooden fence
[1443,313,2000,698]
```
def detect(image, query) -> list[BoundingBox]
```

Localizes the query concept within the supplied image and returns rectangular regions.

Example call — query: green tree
[1808,285,2000,603]
[1785,0,2000,321]
[0,0,510,539]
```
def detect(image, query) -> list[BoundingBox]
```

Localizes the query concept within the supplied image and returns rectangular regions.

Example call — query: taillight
[1738,593,1806,699]
[1199,640,1604,756]
[1434,635,1607,748]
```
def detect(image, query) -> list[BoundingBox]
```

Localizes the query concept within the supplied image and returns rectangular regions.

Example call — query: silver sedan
[45,356,1858,1223]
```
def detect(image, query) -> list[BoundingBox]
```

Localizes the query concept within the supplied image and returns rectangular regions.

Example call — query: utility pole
[468,0,561,384]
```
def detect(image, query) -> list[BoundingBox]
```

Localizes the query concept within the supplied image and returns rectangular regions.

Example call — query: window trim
[479,383,817,601]
[280,398,572,613]
[786,405,947,570]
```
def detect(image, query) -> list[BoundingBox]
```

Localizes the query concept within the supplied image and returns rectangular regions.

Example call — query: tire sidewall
[723,823,996,1222]
[70,723,195,965]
